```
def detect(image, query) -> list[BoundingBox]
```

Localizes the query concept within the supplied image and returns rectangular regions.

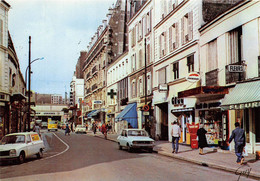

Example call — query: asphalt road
[0,130,256,181]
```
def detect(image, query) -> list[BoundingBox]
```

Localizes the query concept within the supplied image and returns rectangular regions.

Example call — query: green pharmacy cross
[108,89,117,99]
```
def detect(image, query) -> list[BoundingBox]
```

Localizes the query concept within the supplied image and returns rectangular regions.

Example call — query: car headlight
[10,149,16,156]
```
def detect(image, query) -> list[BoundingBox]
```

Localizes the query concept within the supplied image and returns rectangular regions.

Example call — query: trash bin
[187,123,199,149]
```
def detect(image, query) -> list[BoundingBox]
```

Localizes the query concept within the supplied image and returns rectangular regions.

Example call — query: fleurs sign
[186,72,200,83]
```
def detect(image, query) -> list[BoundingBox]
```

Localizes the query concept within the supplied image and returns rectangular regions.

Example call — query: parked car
[75,125,86,134]
[117,129,155,152]
[0,132,45,164]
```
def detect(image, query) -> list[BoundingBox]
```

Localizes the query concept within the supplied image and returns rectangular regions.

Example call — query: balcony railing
[206,69,218,86]
[92,65,98,75]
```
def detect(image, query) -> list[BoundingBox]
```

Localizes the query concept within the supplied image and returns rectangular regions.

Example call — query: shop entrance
[157,103,168,140]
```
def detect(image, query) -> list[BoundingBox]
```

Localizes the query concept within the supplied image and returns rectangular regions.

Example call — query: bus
[48,118,58,131]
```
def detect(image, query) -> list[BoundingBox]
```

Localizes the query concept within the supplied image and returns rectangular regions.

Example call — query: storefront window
[199,110,222,145]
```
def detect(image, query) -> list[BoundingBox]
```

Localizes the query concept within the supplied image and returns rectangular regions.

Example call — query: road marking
[0,132,69,170]
[40,133,69,160]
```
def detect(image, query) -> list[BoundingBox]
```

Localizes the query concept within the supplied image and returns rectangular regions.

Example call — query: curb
[95,134,260,180]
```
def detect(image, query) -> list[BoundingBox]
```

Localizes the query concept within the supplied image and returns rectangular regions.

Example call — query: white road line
[40,132,69,161]
[0,132,69,170]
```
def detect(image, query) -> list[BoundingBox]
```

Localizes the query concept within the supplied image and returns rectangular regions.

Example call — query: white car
[117,129,155,152]
[75,125,86,134]
[0,132,45,164]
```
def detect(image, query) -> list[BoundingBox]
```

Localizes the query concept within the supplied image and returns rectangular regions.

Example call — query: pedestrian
[70,123,74,132]
[92,122,97,134]
[33,123,41,137]
[65,124,70,136]
[229,122,246,165]
[197,124,208,155]
[171,121,181,154]
[101,123,107,139]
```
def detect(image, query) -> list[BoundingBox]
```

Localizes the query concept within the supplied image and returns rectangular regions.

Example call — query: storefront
[178,86,230,149]
[221,79,260,154]
[170,97,196,145]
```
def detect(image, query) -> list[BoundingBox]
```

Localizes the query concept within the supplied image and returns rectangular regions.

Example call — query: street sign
[228,65,244,72]
[143,104,149,111]
[186,72,200,83]
[143,111,149,115]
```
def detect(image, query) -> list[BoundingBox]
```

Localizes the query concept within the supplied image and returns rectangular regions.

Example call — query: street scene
[1,0,260,180]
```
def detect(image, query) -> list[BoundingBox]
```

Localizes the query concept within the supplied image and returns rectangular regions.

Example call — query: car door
[26,134,34,156]
[30,133,41,154]
[121,130,128,147]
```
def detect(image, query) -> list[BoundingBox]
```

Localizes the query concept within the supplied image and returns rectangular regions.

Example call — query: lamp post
[26,36,44,132]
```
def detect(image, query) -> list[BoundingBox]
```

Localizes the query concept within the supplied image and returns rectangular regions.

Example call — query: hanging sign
[186,72,200,83]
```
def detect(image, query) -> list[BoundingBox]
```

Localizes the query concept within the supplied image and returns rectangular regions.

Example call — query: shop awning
[221,79,260,110]
[115,103,138,128]
[87,110,98,118]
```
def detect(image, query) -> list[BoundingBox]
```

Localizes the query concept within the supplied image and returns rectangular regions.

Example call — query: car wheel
[118,143,122,150]
[37,149,43,159]
[127,144,132,152]
[17,152,25,164]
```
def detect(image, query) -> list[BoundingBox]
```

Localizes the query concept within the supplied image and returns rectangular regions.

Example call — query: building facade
[198,0,260,153]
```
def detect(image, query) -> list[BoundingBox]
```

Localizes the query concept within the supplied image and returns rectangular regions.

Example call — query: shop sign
[186,72,200,83]
[229,102,260,110]
[172,97,184,105]
[228,65,244,72]
[93,100,102,104]
[143,111,149,116]
[196,102,221,110]
[158,84,168,92]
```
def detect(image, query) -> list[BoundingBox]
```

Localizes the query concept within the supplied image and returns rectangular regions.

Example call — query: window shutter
[150,9,152,32]
[181,17,184,45]
[169,26,173,52]
[188,11,193,41]
[176,22,179,48]
[168,0,173,12]
[164,31,167,56]
[159,35,162,57]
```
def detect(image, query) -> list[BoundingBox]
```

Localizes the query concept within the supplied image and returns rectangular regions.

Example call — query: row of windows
[131,72,152,99]
[130,9,152,48]
[159,11,193,58]
[107,59,129,85]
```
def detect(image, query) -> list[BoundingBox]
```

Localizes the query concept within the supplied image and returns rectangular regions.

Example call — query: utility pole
[28,36,31,132]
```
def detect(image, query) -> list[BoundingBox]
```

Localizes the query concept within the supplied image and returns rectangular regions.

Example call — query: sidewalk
[92,131,260,180]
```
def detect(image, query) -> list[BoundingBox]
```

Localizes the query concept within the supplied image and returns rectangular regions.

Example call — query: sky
[8,0,115,97]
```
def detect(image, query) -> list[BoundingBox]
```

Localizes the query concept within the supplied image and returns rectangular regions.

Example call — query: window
[229,27,242,64]
[146,43,151,64]
[182,11,193,44]
[169,23,178,52]
[187,54,194,73]
[158,67,166,84]
[139,49,143,69]
[146,10,152,34]
[147,72,152,95]
[159,32,166,57]
[0,19,3,45]
[208,39,217,71]
[173,62,179,79]
[131,79,136,98]
[138,20,143,41]
[139,76,143,96]
[131,54,136,72]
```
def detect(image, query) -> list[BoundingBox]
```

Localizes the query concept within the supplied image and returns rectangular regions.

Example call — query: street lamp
[26,36,44,132]
[25,57,44,88]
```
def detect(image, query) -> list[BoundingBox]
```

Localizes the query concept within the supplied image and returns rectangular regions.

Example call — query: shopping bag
[242,145,248,157]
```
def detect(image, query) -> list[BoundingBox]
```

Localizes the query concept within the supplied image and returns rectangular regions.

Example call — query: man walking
[229,122,246,165]
[171,121,181,154]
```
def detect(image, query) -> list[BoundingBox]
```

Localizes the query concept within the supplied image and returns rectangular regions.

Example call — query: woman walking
[197,124,208,155]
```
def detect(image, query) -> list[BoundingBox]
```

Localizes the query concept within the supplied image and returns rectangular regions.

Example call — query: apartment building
[152,0,240,142]
[198,1,260,153]
[0,1,27,137]
[107,52,130,133]
[127,0,154,135]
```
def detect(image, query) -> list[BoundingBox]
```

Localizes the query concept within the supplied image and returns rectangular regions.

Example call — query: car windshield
[128,130,148,136]
[49,121,57,124]
[1,135,25,144]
